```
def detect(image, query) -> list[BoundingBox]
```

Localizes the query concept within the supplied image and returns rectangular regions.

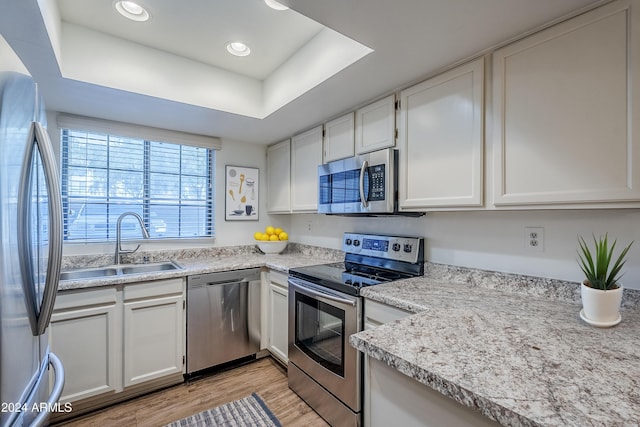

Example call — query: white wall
[290,210,640,290]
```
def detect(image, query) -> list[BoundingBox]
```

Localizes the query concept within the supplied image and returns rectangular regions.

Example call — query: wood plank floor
[55,357,329,427]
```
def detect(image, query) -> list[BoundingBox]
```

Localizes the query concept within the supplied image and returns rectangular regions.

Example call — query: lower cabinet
[123,279,185,387]
[49,287,122,403]
[266,270,289,364]
[362,298,499,427]
[49,278,186,411]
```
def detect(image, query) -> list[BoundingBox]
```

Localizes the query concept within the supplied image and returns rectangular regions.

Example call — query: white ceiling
[56,0,325,80]
[0,0,603,145]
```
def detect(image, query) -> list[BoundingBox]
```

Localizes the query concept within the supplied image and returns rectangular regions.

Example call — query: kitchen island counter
[351,273,640,426]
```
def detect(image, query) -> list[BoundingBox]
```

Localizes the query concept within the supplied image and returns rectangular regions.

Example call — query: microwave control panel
[343,232,424,264]
[369,164,386,201]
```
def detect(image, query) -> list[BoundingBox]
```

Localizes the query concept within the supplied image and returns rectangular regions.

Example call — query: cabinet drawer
[365,299,411,327]
[123,278,184,301]
[55,287,118,310]
[269,271,288,288]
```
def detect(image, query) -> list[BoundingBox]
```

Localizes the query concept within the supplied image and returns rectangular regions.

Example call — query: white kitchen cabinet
[364,299,411,330]
[291,126,323,212]
[362,299,499,427]
[123,278,185,387]
[49,287,122,403]
[324,112,355,162]
[49,278,185,409]
[398,58,484,209]
[266,139,291,213]
[267,270,289,364]
[492,0,640,207]
[366,357,500,427]
[355,94,396,154]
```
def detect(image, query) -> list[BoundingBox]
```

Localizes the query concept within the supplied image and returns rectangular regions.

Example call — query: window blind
[61,129,215,241]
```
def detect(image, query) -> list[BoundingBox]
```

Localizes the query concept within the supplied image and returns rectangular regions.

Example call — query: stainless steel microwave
[318,148,397,214]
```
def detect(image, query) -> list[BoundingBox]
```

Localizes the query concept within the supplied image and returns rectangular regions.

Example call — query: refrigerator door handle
[33,122,63,336]
[17,122,63,336]
[30,352,65,427]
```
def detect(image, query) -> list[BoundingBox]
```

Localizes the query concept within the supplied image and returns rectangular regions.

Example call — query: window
[61,129,215,241]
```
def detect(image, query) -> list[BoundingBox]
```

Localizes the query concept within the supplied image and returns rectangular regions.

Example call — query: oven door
[288,276,362,412]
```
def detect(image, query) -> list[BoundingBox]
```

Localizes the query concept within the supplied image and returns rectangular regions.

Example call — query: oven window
[295,292,345,377]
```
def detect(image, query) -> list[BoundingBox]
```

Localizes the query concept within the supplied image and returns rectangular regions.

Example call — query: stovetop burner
[288,233,425,296]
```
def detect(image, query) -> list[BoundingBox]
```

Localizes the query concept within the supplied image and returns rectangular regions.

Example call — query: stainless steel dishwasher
[186,268,261,374]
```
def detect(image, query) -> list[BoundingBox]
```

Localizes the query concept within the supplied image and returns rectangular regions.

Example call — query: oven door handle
[289,279,357,307]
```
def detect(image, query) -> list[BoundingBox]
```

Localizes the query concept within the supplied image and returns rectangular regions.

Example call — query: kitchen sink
[120,262,181,275]
[60,267,119,281]
[60,261,182,281]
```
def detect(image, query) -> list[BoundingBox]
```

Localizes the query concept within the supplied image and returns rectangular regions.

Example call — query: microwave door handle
[359,160,369,208]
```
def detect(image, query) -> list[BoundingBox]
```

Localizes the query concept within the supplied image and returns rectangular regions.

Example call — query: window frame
[60,128,216,243]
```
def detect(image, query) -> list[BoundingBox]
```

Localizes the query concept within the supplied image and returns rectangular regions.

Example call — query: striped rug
[164,393,282,427]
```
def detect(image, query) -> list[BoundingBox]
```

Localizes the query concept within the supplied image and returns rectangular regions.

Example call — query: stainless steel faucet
[114,212,150,264]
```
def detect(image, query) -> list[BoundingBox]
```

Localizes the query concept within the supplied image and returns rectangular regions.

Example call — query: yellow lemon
[254,232,263,240]
[265,226,275,235]
[269,234,279,241]
[259,234,270,241]
[278,231,288,241]
[274,227,283,236]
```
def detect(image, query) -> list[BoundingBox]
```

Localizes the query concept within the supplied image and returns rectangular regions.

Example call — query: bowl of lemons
[254,226,289,254]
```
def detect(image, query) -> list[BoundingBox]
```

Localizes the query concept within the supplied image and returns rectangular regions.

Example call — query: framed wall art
[225,165,259,221]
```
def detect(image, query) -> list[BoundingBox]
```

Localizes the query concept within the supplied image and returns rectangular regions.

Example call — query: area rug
[164,393,282,427]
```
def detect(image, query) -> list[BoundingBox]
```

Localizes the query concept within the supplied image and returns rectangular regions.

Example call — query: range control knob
[392,243,401,252]
[404,244,413,253]
[345,238,353,246]
[353,239,361,247]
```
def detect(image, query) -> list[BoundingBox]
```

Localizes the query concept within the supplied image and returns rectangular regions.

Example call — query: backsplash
[61,244,639,309]
[426,262,640,310]
[61,242,343,270]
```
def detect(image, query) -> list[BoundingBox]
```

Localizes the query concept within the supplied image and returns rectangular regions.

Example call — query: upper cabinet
[291,126,323,212]
[267,139,291,213]
[398,58,484,210]
[324,113,355,163]
[355,95,396,154]
[492,0,640,206]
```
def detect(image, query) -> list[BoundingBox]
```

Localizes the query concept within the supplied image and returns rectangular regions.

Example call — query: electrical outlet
[307,221,312,231]
[525,227,544,252]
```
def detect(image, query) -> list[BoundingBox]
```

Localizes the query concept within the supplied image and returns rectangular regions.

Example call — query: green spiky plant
[578,234,633,290]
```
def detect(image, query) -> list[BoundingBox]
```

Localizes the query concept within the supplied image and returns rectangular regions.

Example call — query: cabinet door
[324,113,355,162]
[123,280,184,387]
[291,126,323,212]
[267,139,291,213]
[355,95,396,154]
[268,272,289,364]
[49,288,121,403]
[398,58,484,209]
[492,1,640,206]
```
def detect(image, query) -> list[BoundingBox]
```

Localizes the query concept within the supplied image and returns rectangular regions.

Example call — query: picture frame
[225,165,259,221]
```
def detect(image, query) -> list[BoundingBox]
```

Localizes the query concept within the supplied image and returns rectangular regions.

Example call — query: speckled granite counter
[59,244,341,291]
[350,265,640,427]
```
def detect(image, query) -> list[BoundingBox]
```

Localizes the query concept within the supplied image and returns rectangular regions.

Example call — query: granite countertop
[58,244,340,291]
[350,274,640,427]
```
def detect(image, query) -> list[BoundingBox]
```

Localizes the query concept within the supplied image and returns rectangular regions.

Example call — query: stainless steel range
[288,233,424,427]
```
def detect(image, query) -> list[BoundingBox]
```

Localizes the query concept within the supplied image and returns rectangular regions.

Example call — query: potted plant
[577,233,633,327]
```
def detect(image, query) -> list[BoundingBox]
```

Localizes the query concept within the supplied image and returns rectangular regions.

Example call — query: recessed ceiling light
[114,1,150,22]
[264,0,289,11]
[226,42,251,57]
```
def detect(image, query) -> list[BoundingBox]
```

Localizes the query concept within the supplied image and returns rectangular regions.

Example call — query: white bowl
[256,240,288,254]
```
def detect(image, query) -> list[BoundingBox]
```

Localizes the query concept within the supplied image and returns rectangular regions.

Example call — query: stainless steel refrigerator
[0,70,65,426]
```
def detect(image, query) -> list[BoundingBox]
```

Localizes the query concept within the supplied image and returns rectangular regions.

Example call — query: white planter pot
[580,281,623,327]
